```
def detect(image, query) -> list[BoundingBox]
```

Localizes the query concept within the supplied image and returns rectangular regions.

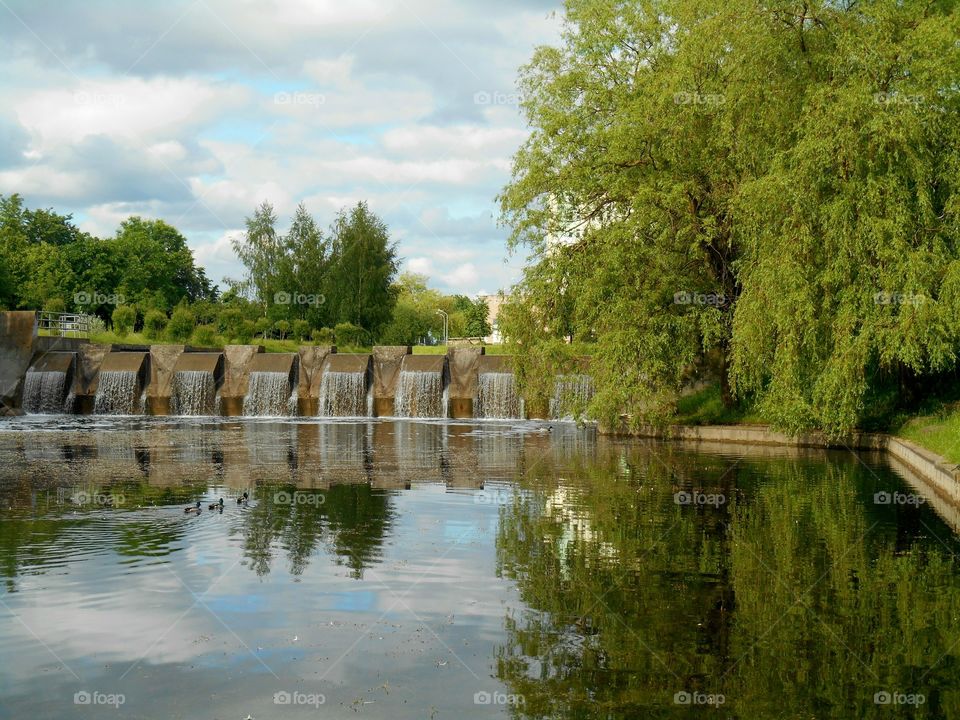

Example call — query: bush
[292,319,310,342]
[312,327,335,345]
[112,305,137,338]
[274,320,290,340]
[236,320,256,344]
[254,317,271,339]
[143,309,167,340]
[191,324,217,347]
[167,307,195,342]
[218,308,244,336]
[44,297,66,313]
[334,322,365,347]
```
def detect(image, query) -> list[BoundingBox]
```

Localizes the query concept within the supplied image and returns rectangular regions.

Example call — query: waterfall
[243,371,295,417]
[394,370,445,418]
[476,372,523,419]
[22,371,69,414]
[94,370,141,415]
[318,371,368,417]
[170,370,217,416]
[550,374,595,420]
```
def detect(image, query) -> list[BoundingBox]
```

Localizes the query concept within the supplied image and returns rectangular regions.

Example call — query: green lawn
[895,408,960,465]
[673,384,763,426]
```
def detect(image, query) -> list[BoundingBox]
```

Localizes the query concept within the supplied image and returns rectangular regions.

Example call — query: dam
[0,312,593,420]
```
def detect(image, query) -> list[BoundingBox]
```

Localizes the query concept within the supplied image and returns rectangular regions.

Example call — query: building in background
[478,294,506,344]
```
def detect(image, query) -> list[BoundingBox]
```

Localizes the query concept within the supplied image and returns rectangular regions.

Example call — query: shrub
[218,308,244,336]
[334,322,365,347]
[312,327,335,345]
[236,320,256,344]
[143,309,167,340]
[274,319,290,340]
[191,324,217,347]
[112,305,137,338]
[167,307,195,342]
[254,317,271,339]
[44,297,66,313]
[292,319,310,342]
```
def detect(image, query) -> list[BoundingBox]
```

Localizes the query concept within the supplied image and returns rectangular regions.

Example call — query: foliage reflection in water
[0,417,955,718]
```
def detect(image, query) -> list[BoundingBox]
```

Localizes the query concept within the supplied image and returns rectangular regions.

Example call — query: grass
[412,344,513,355]
[895,407,960,465]
[673,384,764,426]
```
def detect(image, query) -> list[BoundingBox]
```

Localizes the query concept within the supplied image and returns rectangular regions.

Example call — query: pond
[0,417,955,719]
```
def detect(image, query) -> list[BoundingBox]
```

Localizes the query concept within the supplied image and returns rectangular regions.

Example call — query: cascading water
[22,371,69,414]
[394,370,445,418]
[243,371,296,417]
[550,374,595,420]
[476,372,523,419]
[318,372,368,417]
[93,371,140,415]
[170,370,217,416]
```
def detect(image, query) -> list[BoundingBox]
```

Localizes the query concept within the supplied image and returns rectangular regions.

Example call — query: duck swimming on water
[209,498,224,510]
[184,501,201,514]
[237,492,249,504]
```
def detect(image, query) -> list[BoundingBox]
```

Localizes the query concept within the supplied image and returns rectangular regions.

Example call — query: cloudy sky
[0,0,562,295]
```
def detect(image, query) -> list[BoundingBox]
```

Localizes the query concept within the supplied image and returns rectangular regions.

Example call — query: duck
[184,501,201,514]
[208,498,224,510]
[237,492,249,504]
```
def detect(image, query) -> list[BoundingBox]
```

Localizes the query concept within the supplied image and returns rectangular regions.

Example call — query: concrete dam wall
[0,314,592,419]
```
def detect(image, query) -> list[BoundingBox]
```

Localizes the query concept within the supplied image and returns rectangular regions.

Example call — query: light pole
[435,309,448,346]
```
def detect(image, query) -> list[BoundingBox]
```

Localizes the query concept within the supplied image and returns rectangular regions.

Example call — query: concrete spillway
[550,374,595,419]
[476,373,523,419]
[242,353,298,417]
[93,352,148,415]
[318,354,371,417]
[22,352,76,414]
[170,353,223,416]
[394,355,447,418]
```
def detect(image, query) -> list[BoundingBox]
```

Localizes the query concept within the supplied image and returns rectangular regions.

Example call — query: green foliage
[501,0,960,436]
[143,309,167,340]
[325,202,399,337]
[236,320,256,344]
[43,297,66,313]
[274,319,290,340]
[254,317,271,339]
[292,319,310,342]
[312,327,335,345]
[191,324,217,348]
[111,305,137,337]
[334,321,365,347]
[464,297,491,337]
[166,307,195,342]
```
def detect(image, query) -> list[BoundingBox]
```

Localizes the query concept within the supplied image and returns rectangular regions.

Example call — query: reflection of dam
[0,314,593,420]
[0,417,596,492]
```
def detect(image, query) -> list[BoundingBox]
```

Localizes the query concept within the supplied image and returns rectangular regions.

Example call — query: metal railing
[37,311,94,338]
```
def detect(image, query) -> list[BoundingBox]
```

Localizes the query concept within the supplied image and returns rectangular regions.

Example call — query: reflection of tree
[496,449,960,718]
[240,483,394,579]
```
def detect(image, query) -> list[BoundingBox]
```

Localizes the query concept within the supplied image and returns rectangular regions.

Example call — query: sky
[0,0,563,296]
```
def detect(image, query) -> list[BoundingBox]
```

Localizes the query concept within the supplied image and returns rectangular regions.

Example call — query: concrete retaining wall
[371,346,410,417]
[447,347,484,419]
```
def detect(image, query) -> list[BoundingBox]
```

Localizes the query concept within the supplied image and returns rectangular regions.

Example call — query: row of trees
[0,193,491,347]
[500,0,960,436]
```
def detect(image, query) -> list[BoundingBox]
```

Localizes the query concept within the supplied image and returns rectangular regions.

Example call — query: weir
[550,374,595,419]
[476,373,523,419]
[394,355,447,418]
[318,354,371,417]
[169,353,223,416]
[242,353,298,417]
[22,352,76,414]
[92,352,149,415]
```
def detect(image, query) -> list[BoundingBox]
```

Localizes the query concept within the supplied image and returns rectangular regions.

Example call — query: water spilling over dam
[243,372,297,416]
[476,372,523,419]
[170,370,218,416]
[21,352,76,415]
[550,374,595,419]
[93,371,140,415]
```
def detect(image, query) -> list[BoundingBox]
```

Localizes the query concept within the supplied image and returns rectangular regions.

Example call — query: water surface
[0,417,955,718]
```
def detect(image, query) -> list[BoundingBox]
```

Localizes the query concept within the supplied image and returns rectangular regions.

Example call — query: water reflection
[0,419,957,719]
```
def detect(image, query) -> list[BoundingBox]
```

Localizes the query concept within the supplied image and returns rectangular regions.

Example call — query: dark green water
[0,417,956,719]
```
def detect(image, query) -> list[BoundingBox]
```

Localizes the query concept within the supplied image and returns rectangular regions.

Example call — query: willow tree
[500,0,960,434]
